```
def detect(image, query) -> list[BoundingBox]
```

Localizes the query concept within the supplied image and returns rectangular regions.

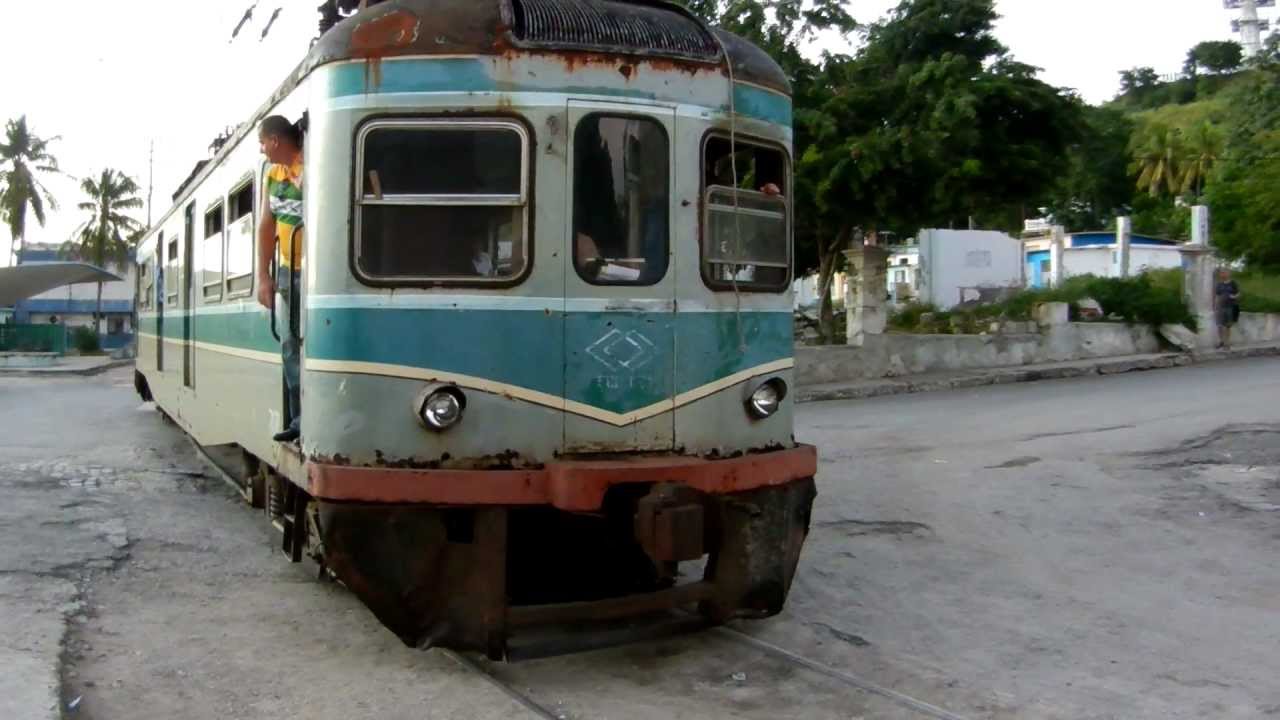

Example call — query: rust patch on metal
[350,9,420,91]
[350,9,421,56]
[306,445,818,509]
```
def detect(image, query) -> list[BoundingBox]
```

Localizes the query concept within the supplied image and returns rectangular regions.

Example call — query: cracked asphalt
[2,358,1279,719]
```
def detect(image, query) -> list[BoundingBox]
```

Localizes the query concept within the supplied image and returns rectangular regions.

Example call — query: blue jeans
[277,265,301,432]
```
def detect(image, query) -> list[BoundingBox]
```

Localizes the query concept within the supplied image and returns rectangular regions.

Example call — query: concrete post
[1049,225,1065,288]
[1115,216,1131,278]
[844,244,891,347]
[1191,205,1210,247]
[1181,207,1216,348]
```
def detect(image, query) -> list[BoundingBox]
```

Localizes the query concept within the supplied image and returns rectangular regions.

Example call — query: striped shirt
[266,160,304,269]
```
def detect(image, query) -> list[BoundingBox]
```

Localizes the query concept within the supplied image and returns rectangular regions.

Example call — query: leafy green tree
[1205,63,1280,267]
[1261,32,1280,65]
[1130,124,1184,198]
[1043,106,1135,230]
[63,169,143,335]
[1186,41,1244,75]
[1118,67,1160,95]
[1206,131,1280,267]
[0,116,59,264]
[804,0,1083,229]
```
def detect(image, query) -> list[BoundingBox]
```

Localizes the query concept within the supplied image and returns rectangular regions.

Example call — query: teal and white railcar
[135,0,817,658]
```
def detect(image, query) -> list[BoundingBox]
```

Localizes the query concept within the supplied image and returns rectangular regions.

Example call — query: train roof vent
[509,0,721,61]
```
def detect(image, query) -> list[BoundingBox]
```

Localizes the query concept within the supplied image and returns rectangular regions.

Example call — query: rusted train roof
[143,0,787,243]
[306,0,791,94]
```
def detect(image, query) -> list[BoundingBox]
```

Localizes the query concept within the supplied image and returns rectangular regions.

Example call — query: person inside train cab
[256,114,306,443]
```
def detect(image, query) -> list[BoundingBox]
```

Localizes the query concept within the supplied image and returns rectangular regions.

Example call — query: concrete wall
[797,312,1280,386]
[1235,313,1280,345]
[1130,247,1183,275]
[918,229,1023,308]
[796,322,1163,385]
[1062,247,1111,279]
[1058,246,1181,281]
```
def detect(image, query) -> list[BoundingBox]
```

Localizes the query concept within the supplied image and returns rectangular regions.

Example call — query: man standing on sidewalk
[1214,268,1241,350]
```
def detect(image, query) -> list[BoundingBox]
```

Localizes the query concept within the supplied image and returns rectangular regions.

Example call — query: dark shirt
[1216,280,1239,306]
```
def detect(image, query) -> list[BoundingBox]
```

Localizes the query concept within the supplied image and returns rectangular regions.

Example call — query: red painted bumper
[306,445,817,511]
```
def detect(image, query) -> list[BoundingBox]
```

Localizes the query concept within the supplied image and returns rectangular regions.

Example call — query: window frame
[202,200,225,303]
[224,173,256,299]
[571,111,673,287]
[140,259,153,311]
[350,116,534,288]
[165,236,179,305]
[698,132,793,293]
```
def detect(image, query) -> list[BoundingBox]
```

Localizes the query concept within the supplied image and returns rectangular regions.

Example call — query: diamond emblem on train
[586,330,656,372]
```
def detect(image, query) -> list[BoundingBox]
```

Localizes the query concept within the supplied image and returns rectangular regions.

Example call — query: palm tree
[64,169,143,336]
[0,116,60,264]
[1129,124,1184,199]
[1180,121,1224,199]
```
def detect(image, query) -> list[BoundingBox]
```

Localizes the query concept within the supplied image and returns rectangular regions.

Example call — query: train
[134,0,816,659]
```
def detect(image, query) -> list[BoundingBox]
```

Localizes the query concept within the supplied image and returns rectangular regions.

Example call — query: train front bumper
[305,446,818,658]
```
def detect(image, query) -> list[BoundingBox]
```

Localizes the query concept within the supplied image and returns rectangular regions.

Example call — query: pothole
[1143,425,1280,513]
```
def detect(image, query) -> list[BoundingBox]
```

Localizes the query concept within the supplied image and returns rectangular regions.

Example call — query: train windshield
[572,115,670,286]
[354,120,529,283]
[702,137,789,291]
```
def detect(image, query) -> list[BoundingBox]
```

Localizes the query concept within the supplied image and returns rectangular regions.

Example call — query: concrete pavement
[2,358,1279,718]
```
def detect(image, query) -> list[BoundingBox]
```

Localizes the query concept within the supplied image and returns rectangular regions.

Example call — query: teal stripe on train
[306,308,792,415]
[141,308,792,415]
[138,310,281,355]
[323,58,792,127]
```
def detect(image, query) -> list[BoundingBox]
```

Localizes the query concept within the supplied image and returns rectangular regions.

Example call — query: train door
[182,202,195,389]
[563,101,677,452]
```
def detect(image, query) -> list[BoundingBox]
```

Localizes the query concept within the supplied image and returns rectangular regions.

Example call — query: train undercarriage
[232,443,817,659]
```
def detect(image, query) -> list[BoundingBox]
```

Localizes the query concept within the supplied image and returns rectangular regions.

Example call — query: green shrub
[72,326,100,354]
[888,271,1196,333]
[888,302,939,331]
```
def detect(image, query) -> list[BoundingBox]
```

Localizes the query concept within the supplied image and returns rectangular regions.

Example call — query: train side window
[701,136,790,292]
[572,115,669,286]
[226,179,255,296]
[354,120,528,283]
[166,237,179,305]
[202,202,225,302]
[140,260,152,311]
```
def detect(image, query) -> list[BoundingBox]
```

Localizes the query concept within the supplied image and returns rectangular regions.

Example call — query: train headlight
[746,379,787,419]
[416,387,466,432]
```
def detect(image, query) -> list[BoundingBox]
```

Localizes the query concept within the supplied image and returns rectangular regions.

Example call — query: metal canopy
[0,263,125,307]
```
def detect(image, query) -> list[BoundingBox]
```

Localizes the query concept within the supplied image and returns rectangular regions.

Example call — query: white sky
[0,0,1265,267]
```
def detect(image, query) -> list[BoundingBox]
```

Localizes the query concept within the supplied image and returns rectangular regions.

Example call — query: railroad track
[445,623,971,720]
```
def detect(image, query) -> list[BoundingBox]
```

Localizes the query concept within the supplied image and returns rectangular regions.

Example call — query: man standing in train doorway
[257,115,305,443]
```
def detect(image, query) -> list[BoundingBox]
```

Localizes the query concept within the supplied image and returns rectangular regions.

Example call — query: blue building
[12,244,136,350]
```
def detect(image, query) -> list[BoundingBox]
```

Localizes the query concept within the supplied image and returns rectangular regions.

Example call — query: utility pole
[1226,0,1274,59]
[146,140,154,229]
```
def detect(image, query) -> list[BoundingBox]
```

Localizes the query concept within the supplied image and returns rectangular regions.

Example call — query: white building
[1024,231,1183,288]
[886,243,920,303]
[914,229,1025,309]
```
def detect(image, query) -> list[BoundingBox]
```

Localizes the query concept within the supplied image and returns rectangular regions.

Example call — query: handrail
[269,252,280,342]
[289,224,303,341]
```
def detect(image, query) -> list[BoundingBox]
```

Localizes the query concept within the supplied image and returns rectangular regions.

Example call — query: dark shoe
[273,427,300,442]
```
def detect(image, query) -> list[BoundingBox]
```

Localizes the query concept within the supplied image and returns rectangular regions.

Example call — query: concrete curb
[797,344,1280,404]
[0,359,133,378]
